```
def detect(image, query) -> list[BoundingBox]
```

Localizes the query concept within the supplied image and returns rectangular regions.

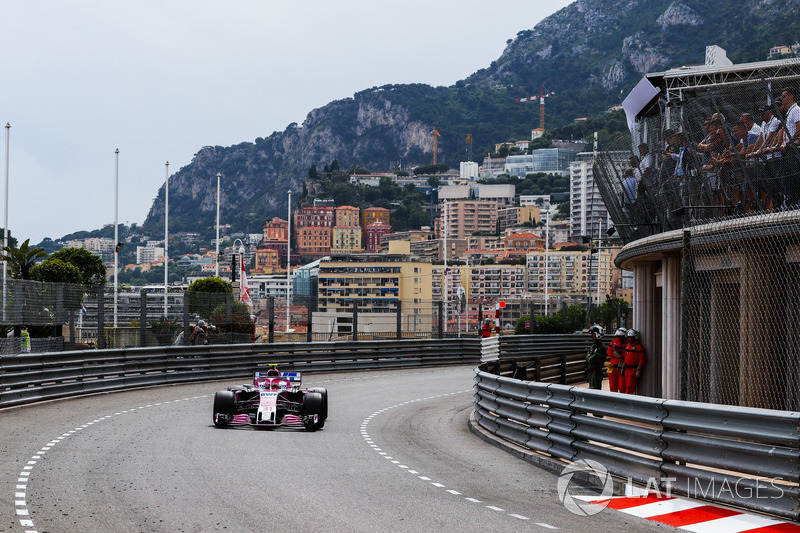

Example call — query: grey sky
[2,0,573,244]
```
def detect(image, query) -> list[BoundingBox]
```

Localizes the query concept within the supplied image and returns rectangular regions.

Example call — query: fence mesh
[593,59,800,409]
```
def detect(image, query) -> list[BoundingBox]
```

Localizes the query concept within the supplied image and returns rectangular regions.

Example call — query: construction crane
[465,133,473,161]
[515,85,555,131]
[432,128,441,165]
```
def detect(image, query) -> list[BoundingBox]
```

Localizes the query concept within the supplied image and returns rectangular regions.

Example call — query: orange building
[361,207,390,234]
[503,232,545,253]
[252,248,281,274]
[297,226,332,257]
[335,206,360,227]
[263,217,288,241]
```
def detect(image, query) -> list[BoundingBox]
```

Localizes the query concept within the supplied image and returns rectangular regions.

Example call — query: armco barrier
[474,364,800,521]
[0,338,481,409]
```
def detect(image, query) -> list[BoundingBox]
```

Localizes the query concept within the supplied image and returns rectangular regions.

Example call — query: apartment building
[331,226,362,253]
[296,226,332,257]
[440,200,499,240]
[361,207,390,233]
[294,206,334,234]
[316,245,433,334]
[525,247,616,307]
[569,152,614,241]
[364,222,391,253]
[252,248,281,274]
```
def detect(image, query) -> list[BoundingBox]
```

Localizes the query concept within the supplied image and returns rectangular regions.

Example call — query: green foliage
[210,300,255,335]
[515,305,587,334]
[187,276,232,293]
[1,239,47,280]
[149,317,182,345]
[49,247,106,290]
[593,297,629,331]
[412,163,449,175]
[187,276,233,319]
[30,258,82,285]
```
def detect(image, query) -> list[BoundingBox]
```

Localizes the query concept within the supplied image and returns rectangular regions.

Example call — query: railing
[473,361,800,520]
[0,338,481,409]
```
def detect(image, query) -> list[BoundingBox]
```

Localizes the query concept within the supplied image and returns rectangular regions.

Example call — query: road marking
[10,393,211,533]
[359,389,545,526]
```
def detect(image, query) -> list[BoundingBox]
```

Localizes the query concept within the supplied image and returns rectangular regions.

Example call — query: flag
[239,254,252,306]
[81,304,87,315]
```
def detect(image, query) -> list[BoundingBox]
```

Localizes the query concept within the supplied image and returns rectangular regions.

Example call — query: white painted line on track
[10,393,211,533]
[360,389,557,528]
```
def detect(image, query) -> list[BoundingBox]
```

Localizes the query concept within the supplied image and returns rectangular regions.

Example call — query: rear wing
[254,371,302,387]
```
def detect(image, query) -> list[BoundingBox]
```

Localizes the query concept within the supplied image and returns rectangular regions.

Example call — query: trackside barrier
[474,365,800,521]
[0,338,481,409]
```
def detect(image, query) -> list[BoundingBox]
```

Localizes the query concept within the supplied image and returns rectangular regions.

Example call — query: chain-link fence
[593,60,800,409]
[0,280,614,353]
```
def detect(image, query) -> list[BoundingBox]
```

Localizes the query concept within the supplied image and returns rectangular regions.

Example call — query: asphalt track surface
[1,366,672,532]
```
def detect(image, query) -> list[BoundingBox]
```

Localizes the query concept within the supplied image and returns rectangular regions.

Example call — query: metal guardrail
[474,363,800,521]
[0,338,481,409]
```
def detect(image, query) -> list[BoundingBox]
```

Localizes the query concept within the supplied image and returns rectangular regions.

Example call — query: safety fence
[0,338,482,409]
[473,364,800,520]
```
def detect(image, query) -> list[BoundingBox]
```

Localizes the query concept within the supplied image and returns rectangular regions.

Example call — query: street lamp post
[114,149,119,329]
[215,173,221,277]
[3,123,10,321]
[286,190,291,333]
[164,161,169,317]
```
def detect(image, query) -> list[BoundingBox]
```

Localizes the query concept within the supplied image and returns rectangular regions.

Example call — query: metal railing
[473,362,800,520]
[0,338,481,409]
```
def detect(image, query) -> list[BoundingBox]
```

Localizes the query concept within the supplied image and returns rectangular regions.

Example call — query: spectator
[605,327,627,393]
[190,319,209,345]
[778,87,800,206]
[21,326,30,353]
[481,318,493,338]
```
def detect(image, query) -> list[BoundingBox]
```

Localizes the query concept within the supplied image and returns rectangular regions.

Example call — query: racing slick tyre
[308,387,328,421]
[301,392,325,431]
[213,390,236,427]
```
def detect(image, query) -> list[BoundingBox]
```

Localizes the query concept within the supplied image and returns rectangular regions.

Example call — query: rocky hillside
[143,0,800,237]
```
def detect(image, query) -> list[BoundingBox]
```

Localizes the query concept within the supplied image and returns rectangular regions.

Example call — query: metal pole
[286,190,291,333]
[164,161,169,317]
[114,149,119,329]
[442,200,447,334]
[215,173,221,277]
[3,123,10,321]
[544,208,549,315]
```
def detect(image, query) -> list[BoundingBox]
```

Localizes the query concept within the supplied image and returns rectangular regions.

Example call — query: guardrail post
[97,287,105,350]
[226,293,233,344]
[182,292,190,345]
[268,296,274,343]
[140,289,147,347]
[560,353,567,384]
[478,302,483,324]
[307,309,313,343]
[396,300,402,340]
[534,358,542,381]
[438,300,443,339]
[529,302,535,335]
[352,300,359,342]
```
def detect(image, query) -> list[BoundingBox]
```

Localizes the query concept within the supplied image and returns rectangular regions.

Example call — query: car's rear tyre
[213,390,236,427]
[308,387,328,420]
[302,392,325,431]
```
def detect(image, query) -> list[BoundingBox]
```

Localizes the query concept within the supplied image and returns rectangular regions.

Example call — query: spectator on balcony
[777,87,800,207]
[752,104,784,210]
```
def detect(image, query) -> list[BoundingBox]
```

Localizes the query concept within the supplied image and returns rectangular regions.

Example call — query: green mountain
[141,0,800,239]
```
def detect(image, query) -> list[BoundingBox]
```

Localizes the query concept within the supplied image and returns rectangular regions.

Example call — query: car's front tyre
[213,390,236,427]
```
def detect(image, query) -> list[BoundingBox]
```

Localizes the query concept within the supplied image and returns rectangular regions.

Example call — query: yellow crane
[432,128,441,165]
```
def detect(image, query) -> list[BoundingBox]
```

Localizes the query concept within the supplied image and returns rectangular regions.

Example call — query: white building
[476,184,515,205]
[459,161,479,180]
[569,152,613,241]
[136,246,165,265]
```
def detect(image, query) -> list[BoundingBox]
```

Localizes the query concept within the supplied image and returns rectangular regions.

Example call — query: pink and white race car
[212,367,327,431]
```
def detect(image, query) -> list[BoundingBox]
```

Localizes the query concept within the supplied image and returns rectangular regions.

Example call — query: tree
[187,276,232,319]
[1,239,47,280]
[308,164,318,180]
[30,258,82,284]
[48,247,106,290]
[330,159,340,172]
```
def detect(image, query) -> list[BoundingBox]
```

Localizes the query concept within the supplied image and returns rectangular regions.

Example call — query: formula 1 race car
[212,367,328,431]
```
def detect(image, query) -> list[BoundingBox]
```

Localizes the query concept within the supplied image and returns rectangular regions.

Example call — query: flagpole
[215,173,221,277]
[286,190,291,333]
[3,123,10,322]
[164,161,169,317]
[114,149,119,329]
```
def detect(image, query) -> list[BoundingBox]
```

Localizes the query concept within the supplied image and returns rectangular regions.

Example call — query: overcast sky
[2,0,573,244]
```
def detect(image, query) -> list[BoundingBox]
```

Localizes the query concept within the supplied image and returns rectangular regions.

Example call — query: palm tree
[1,239,48,280]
